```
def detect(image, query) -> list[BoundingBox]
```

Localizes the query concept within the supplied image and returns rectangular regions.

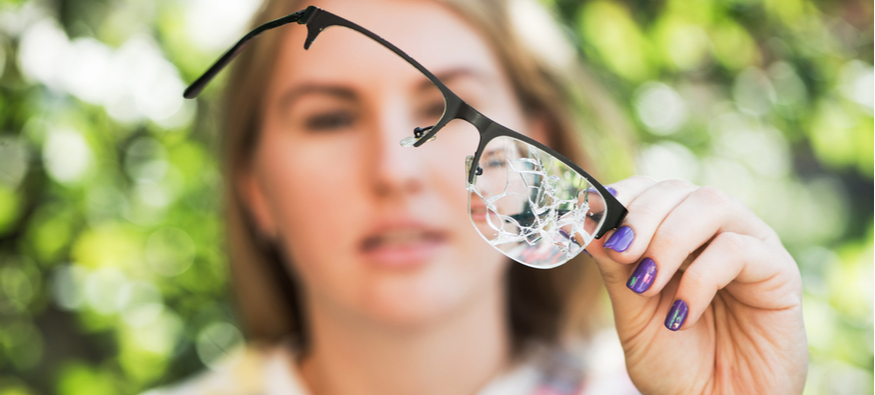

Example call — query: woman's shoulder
[141,342,307,395]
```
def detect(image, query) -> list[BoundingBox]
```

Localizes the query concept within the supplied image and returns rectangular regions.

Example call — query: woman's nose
[369,106,426,198]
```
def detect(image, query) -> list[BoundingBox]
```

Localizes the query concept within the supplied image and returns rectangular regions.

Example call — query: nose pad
[465,155,483,190]
[465,155,474,189]
[399,125,436,147]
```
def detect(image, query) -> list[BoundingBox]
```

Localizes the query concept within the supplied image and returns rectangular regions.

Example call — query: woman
[165,0,808,393]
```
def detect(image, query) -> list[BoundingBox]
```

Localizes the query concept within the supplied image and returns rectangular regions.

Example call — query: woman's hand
[586,176,808,394]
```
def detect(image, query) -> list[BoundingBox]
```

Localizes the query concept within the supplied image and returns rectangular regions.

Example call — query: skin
[588,177,808,394]
[239,0,808,394]
[242,1,534,394]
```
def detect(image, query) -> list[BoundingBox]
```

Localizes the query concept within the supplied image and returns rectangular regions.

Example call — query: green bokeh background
[0,0,871,394]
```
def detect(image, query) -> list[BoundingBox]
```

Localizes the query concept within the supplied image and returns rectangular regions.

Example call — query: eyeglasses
[184,5,627,269]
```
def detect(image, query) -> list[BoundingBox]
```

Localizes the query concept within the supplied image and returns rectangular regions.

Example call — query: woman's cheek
[257,133,364,258]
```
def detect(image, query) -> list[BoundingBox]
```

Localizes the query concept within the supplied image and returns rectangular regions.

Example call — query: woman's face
[243,0,541,327]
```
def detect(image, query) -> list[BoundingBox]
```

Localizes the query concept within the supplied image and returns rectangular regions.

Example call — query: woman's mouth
[360,227,447,268]
[469,206,487,223]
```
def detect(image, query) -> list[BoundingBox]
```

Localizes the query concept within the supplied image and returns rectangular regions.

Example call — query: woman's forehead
[273,0,502,84]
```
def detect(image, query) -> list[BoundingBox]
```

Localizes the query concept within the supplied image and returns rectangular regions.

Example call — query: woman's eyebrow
[482,148,503,158]
[279,84,358,108]
[418,67,492,91]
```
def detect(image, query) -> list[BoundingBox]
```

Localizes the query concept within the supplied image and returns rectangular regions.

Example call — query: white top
[143,331,639,395]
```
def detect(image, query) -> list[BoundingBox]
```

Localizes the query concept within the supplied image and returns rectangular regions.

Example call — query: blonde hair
[220,0,634,353]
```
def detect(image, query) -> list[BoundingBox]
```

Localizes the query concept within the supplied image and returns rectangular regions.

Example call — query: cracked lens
[468,136,606,268]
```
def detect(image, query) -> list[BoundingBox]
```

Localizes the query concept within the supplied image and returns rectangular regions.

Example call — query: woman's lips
[469,206,487,223]
[359,226,447,268]
[469,196,488,223]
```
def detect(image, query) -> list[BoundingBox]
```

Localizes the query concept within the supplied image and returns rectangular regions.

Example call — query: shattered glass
[468,136,607,268]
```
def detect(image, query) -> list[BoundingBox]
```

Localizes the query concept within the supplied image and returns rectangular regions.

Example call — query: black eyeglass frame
[183,5,627,240]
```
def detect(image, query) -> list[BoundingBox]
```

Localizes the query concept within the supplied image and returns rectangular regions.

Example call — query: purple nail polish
[603,226,634,252]
[586,187,617,197]
[627,258,657,293]
[665,300,688,331]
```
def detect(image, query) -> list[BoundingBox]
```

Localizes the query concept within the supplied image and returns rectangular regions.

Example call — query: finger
[604,175,659,206]
[585,176,657,255]
[598,179,700,264]
[627,187,771,297]
[575,176,655,250]
[596,182,766,332]
[628,186,761,298]
[584,176,657,287]
[665,232,792,331]
[586,180,701,332]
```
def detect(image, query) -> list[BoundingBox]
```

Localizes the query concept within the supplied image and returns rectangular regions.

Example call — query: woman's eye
[418,100,445,121]
[485,158,505,168]
[303,111,356,132]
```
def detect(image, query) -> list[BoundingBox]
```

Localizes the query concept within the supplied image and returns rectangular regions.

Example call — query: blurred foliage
[0,0,871,394]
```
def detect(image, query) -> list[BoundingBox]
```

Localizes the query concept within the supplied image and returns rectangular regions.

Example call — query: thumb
[586,232,653,318]
[582,176,662,332]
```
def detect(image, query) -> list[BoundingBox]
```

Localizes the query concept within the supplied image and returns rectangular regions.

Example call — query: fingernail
[665,300,688,331]
[586,187,616,197]
[626,258,657,293]
[603,226,634,252]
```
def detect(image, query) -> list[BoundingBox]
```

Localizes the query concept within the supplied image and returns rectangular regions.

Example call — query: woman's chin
[355,273,470,329]
[301,242,508,331]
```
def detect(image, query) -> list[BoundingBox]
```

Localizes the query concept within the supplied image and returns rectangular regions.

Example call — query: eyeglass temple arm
[182,6,318,99]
